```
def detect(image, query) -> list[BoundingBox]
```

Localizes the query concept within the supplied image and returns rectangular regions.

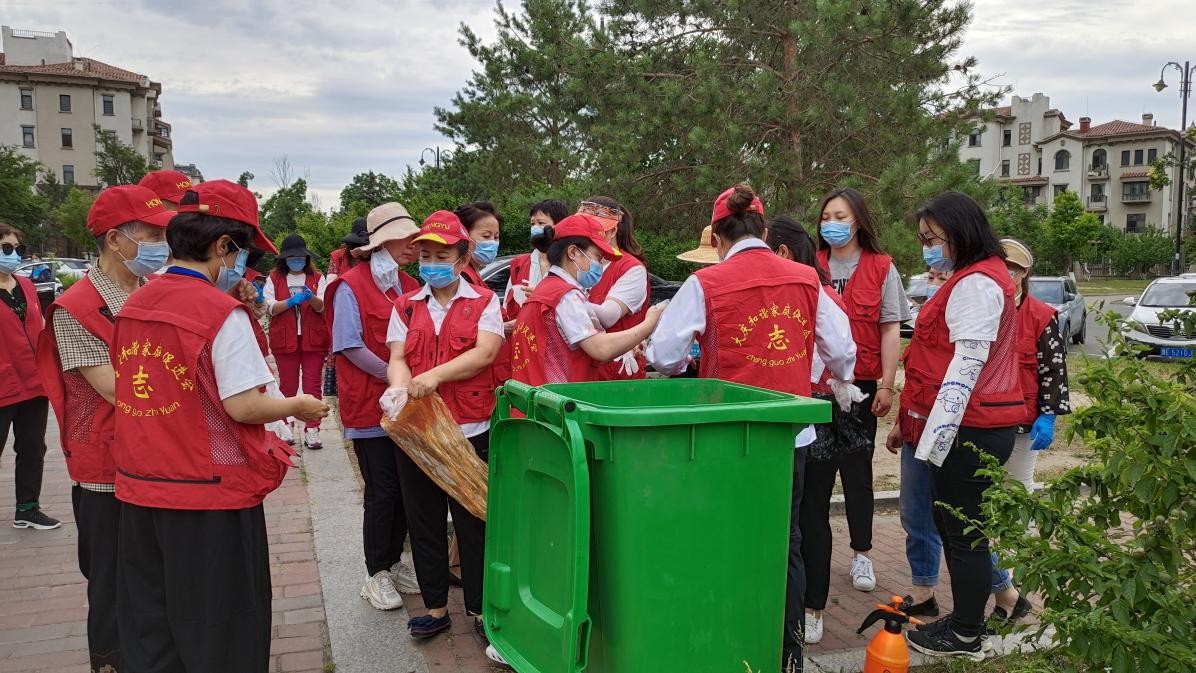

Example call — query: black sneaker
[907,617,986,661]
[990,593,1032,623]
[13,508,61,530]
[901,594,941,617]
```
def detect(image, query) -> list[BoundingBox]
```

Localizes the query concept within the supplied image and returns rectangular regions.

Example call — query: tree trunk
[782,32,802,180]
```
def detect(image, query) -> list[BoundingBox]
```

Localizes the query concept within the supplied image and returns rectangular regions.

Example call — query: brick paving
[0,419,331,673]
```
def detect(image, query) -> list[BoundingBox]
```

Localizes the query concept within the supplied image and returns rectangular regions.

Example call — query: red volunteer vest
[694,248,819,397]
[589,254,651,381]
[38,276,118,483]
[268,271,331,354]
[1016,296,1057,426]
[463,265,485,288]
[112,272,294,510]
[325,265,418,429]
[0,275,46,406]
[505,254,533,320]
[900,256,1023,429]
[459,262,512,387]
[817,249,890,381]
[510,274,600,386]
[394,286,498,425]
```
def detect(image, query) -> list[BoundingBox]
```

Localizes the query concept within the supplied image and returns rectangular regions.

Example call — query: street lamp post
[1153,60,1193,275]
[419,146,452,169]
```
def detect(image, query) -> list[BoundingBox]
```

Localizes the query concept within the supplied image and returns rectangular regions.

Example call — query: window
[1000,159,1010,177]
[1054,149,1070,171]
[1037,157,1043,175]
[63,165,75,185]
[1126,213,1146,233]
[1091,183,1104,199]
[967,158,981,175]
[21,125,35,148]
[102,94,114,116]
[1023,186,1043,204]
[1134,149,1144,165]
[1054,184,1069,197]
[1148,148,1158,163]
[968,130,981,147]
[1123,182,1151,201]
[60,128,72,148]
[1092,149,1107,168]
[19,88,33,110]
[58,94,71,112]
[1121,150,1131,166]
[1002,130,1012,147]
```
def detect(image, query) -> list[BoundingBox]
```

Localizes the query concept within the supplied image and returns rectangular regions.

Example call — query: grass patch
[915,652,1071,672]
[1076,277,1152,296]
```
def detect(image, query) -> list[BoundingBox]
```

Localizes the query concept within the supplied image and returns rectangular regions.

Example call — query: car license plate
[1160,347,1193,359]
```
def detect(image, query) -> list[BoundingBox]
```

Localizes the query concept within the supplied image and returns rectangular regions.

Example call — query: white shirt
[503,252,548,308]
[645,238,857,447]
[386,280,505,437]
[945,274,1003,341]
[264,272,328,335]
[546,267,605,346]
[212,309,275,400]
[591,262,648,328]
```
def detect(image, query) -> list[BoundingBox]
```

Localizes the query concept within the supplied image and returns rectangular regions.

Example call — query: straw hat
[361,202,418,252]
[1000,238,1034,270]
[677,225,720,265]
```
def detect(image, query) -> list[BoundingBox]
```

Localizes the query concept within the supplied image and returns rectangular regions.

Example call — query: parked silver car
[1121,274,1196,359]
[1028,276,1086,344]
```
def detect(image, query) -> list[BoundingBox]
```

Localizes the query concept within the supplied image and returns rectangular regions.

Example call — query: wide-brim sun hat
[342,217,369,247]
[279,233,319,260]
[677,225,720,265]
[1000,238,1034,270]
[361,202,419,252]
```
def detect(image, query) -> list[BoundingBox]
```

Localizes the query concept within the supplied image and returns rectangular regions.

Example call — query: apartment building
[0,26,174,189]
[174,162,204,185]
[959,93,1194,234]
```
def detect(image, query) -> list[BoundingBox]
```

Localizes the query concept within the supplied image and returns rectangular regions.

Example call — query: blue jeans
[900,444,1012,592]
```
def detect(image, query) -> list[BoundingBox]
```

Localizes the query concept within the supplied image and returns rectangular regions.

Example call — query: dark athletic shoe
[907,617,987,661]
[990,593,1033,623]
[13,508,60,530]
[901,594,941,617]
[408,614,451,638]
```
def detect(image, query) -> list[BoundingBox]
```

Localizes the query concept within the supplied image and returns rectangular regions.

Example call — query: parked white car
[1122,273,1196,359]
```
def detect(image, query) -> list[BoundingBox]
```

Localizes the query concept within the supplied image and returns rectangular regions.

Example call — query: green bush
[971,308,1196,672]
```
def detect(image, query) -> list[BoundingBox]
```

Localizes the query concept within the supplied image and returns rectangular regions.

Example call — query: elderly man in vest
[38,184,172,672]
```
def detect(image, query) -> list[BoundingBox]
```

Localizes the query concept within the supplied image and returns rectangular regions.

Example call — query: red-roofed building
[960,93,1074,207]
[0,26,175,189]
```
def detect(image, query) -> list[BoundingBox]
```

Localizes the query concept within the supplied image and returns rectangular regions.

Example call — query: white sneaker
[851,554,876,592]
[389,560,420,594]
[804,612,824,644]
[304,428,323,450]
[360,570,403,610]
[485,644,510,667]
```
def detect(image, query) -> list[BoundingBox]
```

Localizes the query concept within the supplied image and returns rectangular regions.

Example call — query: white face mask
[370,249,399,290]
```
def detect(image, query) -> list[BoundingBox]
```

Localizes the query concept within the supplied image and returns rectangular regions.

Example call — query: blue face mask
[473,240,499,265]
[0,250,21,275]
[529,225,545,239]
[286,257,307,273]
[215,244,249,292]
[574,251,604,290]
[119,231,170,277]
[820,221,854,248]
[419,261,459,289]
[925,284,940,300]
[922,245,953,273]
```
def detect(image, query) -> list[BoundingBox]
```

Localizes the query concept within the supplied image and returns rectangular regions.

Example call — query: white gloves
[617,351,641,376]
[828,378,867,413]
[380,387,409,420]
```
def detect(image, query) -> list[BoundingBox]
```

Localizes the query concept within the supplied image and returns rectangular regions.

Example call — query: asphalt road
[1075,296,1132,355]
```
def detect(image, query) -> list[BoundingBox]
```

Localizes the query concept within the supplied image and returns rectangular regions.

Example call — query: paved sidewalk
[0,418,331,673]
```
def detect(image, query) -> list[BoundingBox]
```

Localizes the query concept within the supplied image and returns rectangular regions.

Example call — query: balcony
[1122,192,1151,203]
[131,117,143,132]
[1088,195,1108,211]
[1088,165,1109,179]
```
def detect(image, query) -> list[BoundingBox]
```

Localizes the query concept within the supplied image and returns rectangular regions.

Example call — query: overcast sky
[4,0,1195,208]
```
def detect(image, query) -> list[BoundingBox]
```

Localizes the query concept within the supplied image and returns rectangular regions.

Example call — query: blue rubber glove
[1029,414,1056,451]
[285,293,305,309]
[255,284,265,304]
[299,287,314,302]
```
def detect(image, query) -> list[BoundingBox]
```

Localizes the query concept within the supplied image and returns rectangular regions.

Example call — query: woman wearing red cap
[645,183,857,670]
[505,199,569,319]
[454,201,503,287]
[508,214,664,386]
[576,197,651,379]
[112,180,329,673]
[379,211,502,640]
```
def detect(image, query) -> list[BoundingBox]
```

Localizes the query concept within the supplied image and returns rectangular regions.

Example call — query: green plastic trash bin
[483,378,831,673]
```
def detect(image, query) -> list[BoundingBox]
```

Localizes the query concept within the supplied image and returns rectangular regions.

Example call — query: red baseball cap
[86,185,174,236]
[176,179,277,254]
[138,170,194,204]
[711,185,765,224]
[553,214,622,261]
[413,211,473,249]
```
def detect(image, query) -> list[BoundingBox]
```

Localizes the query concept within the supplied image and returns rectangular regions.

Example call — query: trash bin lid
[483,416,592,673]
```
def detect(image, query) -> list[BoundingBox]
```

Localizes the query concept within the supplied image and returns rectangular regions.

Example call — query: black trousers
[782,444,806,670]
[73,487,122,673]
[930,425,1015,637]
[117,502,272,673]
[0,396,48,508]
[354,436,409,576]
[395,432,488,614]
[799,379,879,611]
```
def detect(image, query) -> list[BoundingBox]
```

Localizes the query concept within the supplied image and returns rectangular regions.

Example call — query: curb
[829,490,900,515]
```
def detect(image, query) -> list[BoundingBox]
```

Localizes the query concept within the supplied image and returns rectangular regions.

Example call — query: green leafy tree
[0,145,50,246]
[93,125,149,187]
[1046,189,1105,272]
[237,171,263,200]
[55,188,95,249]
[435,0,592,192]
[338,171,403,211]
[259,178,314,241]
[289,211,353,263]
[1109,226,1175,277]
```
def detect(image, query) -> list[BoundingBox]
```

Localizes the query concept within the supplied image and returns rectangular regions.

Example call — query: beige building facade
[0,26,173,189]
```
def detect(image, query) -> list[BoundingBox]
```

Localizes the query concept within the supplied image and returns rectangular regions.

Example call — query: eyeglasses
[1,244,27,257]
[917,230,947,247]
